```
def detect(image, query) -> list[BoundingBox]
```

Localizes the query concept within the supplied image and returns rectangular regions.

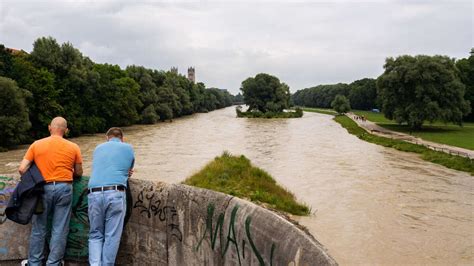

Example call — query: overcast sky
[0,0,472,94]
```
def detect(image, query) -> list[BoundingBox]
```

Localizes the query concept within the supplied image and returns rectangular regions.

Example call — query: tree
[377,55,470,129]
[456,50,474,121]
[0,45,13,76]
[241,73,290,112]
[331,94,351,114]
[141,105,159,124]
[9,54,63,138]
[348,78,377,110]
[156,103,173,121]
[292,83,350,108]
[0,77,31,149]
[92,64,142,127]
[233,93,244,104]
[126,65,159,123]
[30,36,62,72]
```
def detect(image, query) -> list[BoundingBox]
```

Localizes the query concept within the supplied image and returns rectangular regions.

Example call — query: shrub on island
[236,73,303,118]
[236,106,303,118]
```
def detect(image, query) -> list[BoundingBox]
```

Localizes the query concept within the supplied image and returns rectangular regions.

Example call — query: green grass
[381,124,474,150]
[352,110,474,150]
[182,152,310,215]
[301,107,337,116]
[334,115,474,175]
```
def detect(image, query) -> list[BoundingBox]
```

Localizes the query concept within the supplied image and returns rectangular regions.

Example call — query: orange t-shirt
[24,136,83,182]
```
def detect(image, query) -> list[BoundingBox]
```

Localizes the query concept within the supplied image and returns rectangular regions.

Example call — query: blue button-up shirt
[88,138,135,188]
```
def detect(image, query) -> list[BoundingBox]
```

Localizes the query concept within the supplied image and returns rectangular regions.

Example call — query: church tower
[187,67,195,83]
[170,67,178,74]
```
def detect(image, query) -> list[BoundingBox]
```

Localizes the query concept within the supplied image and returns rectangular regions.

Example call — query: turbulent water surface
[1,107,472,265]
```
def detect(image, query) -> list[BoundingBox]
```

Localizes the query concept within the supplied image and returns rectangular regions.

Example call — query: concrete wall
[0,177,337,265]
[0,175,27,260]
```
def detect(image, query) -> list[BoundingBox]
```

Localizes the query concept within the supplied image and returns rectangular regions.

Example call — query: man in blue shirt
[88,127,134,266]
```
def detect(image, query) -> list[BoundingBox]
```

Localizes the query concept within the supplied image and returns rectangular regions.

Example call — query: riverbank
[347,112,474,159]
[182,152,310,215]
[303,108,473,175]
[353,110,474,150]
[303,108,474,151]
[334,115,474,175]
[301,107,337,115]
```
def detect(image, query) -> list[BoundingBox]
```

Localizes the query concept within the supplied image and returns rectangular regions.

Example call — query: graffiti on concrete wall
[195,203,276,266]
[0,176,16,256]
[0,175,90,260]
[133,189,183,242]
[0,176,15,225]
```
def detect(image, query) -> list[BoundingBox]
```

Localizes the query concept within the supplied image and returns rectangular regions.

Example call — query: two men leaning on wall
[12,117,134,266]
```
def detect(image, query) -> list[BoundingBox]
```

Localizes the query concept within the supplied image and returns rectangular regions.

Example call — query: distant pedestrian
[88,127,135,265]
[19,117,83,266]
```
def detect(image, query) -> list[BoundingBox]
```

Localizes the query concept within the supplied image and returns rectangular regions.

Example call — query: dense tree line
[292,79,377,111]
[292,51,474,127]
[0,37,234,149]
[292,83,352,109]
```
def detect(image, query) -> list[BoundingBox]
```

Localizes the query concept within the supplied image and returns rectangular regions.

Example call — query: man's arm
[18,159,32,175]
[20,142,35,175]
[74,163,83,178]
[74,144,83,178]
[128,158,135,177]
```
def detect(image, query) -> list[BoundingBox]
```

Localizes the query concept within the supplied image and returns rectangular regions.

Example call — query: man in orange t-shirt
[18,117,83,266]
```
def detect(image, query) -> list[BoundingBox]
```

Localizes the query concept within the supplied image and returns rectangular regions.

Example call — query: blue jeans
[88,189,126,266]
[28,182,73,266]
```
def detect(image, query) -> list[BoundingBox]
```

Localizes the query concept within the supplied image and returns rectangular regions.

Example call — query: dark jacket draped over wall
[6,164,45,225]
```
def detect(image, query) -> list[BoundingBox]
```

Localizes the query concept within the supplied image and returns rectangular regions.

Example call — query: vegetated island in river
[235,73,303,118]
[182,152,310,216]
[236,105,303,118]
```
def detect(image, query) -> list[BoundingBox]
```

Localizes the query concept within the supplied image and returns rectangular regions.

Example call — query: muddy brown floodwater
[0,107,472,265]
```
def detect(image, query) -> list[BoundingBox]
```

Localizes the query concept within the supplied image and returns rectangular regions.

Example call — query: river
[0,107,472,265]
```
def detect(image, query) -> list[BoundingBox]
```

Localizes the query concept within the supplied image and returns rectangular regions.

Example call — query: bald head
[51,117,67,128]
[49,117,68,136]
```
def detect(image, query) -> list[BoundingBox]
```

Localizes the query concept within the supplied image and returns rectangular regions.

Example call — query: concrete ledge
[0,178,337,265]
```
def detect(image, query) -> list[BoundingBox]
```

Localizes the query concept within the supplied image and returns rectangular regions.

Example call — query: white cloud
[0,0,472,94]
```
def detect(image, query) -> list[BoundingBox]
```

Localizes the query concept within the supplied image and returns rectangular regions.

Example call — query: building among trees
[188,67,195,83]
[169,66,195,83]
[6,47,25,55]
